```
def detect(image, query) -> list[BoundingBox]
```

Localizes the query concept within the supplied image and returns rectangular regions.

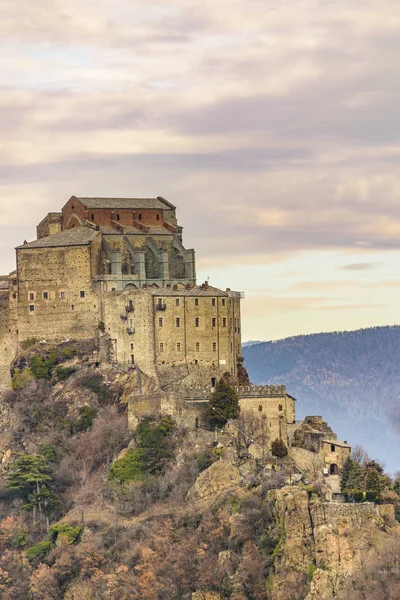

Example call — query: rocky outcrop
[188,461,241,502]
[268,486,398,600]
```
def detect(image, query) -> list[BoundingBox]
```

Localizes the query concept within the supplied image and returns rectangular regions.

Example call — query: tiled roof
[0,280,8,290]
[75,197,174,210]
[101,226,172,236]
[322,438,351,448]
[145,285,230,297]
[16,227,99,249]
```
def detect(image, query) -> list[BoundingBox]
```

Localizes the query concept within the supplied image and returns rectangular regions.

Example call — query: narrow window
[175,298,180,306]
[222,317,227,327]
[331,444,336,452]
[279,404,283,411]
[111,287,116,292]
[29,293,34,301]
[117,213,120,221]
[222,299,226,306]
[43,292,48,300]
[211,377,216,387]
[131,354,135,364]
[177,342,181,352]
[176,317,180,327]
[195,417,199,429]
[80,290,85,298]
[138,213,142,220]
[212,342,216,352]
[130,343,134,351]
[71,305,75,311]
[258,405,263,412]
[29,304,34,312]
[195,318,199,327]
[60,291,65,299]
[129,300,133,310]
[159,317,163,327]
[194,359,198,365]
[91,213,94,220]
[196,342,200,352]
[160,343,164,353]
[212,298,216,306]
[195,298,199,306]
[156,213,160,221]
[212,317,216,327]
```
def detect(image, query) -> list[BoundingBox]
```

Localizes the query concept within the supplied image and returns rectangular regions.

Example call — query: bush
[195,448,219,472]
[109,417,174,484]
[73,405,97,433]
[365,491,378,502]
[55,366,76,381]
[271,439,288,458]
[30,352,58,380]
[20,338,39,351]
[11,367,34,389]
[48,522,82,544]
[26,540,53,563]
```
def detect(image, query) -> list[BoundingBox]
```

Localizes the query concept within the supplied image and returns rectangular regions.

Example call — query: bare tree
[235,411,269,458]
[351,444,369,465]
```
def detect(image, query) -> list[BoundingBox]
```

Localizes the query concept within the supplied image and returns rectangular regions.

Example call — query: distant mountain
[243,326,400,473]
[241,340,262,348]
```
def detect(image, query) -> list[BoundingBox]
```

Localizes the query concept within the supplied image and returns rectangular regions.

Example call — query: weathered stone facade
[0,195,242,389]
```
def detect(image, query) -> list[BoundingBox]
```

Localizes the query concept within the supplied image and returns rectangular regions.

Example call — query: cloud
[340,262,378,271]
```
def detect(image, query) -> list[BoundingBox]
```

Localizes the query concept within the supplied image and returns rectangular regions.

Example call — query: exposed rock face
[192,592,222,600]
[188,461,241,502]
[269,486,397,600]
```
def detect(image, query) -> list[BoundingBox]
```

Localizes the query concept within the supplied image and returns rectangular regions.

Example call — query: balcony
[155,303,166,311]
[127,327,135,334]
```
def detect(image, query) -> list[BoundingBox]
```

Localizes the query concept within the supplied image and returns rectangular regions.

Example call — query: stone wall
[16,244,99,343]
[0,290,17,392]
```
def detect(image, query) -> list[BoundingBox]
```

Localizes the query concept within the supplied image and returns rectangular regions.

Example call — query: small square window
[212,298,216,306]
[195,318,199,327]
[43,292,48,300]
[258,405,263,412]
[177,342,181,352]
[194,359,198,365]
[222,318,227,327]
[196,342,200,352]
[331,444,336,452]
[195,298,199,306]
[111,287,116,292]
[80,290,85,298]
[159,317,163,327]
[212,318,216,327]
[176,317,180,327]
[175,298,180,306]
[29,304,34,312]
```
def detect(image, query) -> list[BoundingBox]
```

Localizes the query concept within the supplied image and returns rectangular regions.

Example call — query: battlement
[184,383,287,400]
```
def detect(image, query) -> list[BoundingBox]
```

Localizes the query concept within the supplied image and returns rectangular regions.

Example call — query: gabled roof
[73,196,175,210]
[16,227,99,249]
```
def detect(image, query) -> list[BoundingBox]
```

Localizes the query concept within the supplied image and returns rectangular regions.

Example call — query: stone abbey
[0,195,350,479]
[0,196,242,388]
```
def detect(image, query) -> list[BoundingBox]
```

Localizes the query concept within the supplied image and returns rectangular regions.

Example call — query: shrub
[26,540,53,563]
[195,448,219,472]
[307,563,317,581]
[48,523,82,544]
[30,352,58,380]
[11,367,34,389]
[271,439,288,458]
[73,405,97,433]
[109,417,174,484]
[365,491,378,502]
[80,373,104,394]
[55,366,76,381]
[20,338,39,351]
[38,442,61,464]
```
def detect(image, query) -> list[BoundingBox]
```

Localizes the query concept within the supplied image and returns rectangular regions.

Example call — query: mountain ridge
[243,325,400,472]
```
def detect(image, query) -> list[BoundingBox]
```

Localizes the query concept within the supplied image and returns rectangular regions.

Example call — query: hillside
[0,341,398,599]
[243,325,400,472]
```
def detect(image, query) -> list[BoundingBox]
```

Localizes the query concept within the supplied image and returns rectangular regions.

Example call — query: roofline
[68,195,176,211]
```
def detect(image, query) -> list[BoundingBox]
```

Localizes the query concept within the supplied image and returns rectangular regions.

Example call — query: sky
[1,0,400,341]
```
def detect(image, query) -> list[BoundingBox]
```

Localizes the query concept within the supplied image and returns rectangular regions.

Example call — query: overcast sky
[1,0,400,341]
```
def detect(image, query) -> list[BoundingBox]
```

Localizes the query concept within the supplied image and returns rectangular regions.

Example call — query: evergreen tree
[5,454,56,524]
[365,468,381,492]
[340,457,364,492]
[205,378,240,429]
